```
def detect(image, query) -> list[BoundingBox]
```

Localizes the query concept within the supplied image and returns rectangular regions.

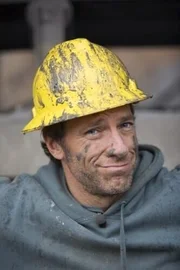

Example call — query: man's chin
[100,175,133,196]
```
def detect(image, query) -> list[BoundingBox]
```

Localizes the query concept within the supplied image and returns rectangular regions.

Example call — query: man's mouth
[102,163,129,168]
[97,163,131,173]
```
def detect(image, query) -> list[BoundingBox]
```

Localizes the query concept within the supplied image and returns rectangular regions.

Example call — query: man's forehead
[70,105,133,127]
[89,105,131,118]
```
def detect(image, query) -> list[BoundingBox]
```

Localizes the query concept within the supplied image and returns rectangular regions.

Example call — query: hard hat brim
[22,94,151,134]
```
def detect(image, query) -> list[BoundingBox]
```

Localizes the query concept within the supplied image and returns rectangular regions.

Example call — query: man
[0,38,179,270]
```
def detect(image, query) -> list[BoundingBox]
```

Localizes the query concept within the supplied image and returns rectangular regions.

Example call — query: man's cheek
[84,143,91,153]
[76,152,84,162]
[75,143,91,162]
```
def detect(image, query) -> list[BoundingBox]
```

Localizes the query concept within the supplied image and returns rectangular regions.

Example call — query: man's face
[60,105,138,197]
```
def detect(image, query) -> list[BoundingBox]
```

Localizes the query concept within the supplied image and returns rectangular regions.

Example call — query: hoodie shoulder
[157,164,180,197]
[171,165,180,180]
[0,173,43,195]
[173,164,180,171]
[0,173,50,230]
[158,164,180,186]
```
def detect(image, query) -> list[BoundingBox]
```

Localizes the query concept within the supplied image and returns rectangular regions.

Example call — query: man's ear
[44,137,64,160]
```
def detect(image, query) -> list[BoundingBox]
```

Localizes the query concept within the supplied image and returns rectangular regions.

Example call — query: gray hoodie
[0,144,180,270]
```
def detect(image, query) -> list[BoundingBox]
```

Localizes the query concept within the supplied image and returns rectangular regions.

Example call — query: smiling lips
[97,163,131,172]
[96,163,132,177]
[102,164,129,168]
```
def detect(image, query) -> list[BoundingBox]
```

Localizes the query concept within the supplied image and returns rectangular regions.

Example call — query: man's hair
[41,105,135,164]
[41,122,65,165]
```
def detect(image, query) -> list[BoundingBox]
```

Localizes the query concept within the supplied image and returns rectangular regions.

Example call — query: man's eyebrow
[77,118,105,134]
[119,115,136,122]
[85,114,136,128]
[86,118,105,127]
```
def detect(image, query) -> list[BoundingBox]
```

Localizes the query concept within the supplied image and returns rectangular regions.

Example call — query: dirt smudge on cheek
[84,144,91,154]
[76,152,83,161]
[76,145,91,162]
[132,135,138,161]
[133,135,138,149]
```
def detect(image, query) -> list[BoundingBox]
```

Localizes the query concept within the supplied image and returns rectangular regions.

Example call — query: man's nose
[106,131,128,158]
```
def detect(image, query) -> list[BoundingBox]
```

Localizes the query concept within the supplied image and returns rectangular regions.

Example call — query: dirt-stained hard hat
[22,38,151,133]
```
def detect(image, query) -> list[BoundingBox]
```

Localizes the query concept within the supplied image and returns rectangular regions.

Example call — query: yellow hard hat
[22,38,151,133]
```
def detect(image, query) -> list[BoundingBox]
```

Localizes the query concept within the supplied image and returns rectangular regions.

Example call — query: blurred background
[0,0,179,176]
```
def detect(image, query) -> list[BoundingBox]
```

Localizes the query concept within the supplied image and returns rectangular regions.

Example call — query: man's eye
[121,122,134,129]
[86,129,99,135]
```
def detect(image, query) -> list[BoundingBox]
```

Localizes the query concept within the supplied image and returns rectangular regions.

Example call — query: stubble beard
[62,140,139,198]
[77,168,135,197]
